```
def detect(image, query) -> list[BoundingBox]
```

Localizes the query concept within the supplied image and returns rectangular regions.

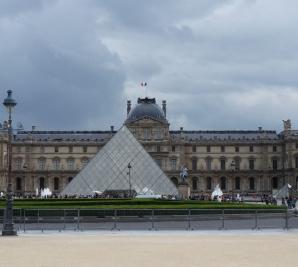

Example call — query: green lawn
[0,198,284,210]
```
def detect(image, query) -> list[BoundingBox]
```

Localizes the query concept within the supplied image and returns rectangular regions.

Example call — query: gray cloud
[0,0,298,132]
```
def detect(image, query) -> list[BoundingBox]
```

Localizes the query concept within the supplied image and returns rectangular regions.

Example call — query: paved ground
[0,230,298,267]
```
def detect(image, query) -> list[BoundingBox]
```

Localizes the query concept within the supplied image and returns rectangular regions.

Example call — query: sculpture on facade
[179,166,188,183]
[283,119,292,131]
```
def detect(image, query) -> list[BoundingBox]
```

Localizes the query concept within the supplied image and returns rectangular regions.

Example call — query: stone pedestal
[178,182,190,200]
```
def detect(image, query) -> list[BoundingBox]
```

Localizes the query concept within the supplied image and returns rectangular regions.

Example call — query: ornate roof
[125,97,167,124]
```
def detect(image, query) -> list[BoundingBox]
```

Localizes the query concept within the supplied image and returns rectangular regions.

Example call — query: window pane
[235,177,240,190]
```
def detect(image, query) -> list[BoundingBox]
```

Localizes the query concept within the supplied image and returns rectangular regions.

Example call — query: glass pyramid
[61,126,178,196]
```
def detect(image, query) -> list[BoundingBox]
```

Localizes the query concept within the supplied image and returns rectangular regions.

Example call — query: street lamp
[127,162,132,198]
[2,90,17,236]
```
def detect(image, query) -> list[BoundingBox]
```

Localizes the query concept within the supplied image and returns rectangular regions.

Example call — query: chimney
[32,126,36,131]
[110,125,114,132]
[127,100,131,115]
[162,100,166,117]
[258,127,262,131]
[180,127,183,131]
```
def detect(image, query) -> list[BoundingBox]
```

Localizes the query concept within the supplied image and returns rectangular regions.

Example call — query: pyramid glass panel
[61,126,178,196]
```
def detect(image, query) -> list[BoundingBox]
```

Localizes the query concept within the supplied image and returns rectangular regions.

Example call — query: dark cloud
[0,0,297,132]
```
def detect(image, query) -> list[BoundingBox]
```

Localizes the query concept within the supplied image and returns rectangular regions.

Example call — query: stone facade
[1,97,298,196]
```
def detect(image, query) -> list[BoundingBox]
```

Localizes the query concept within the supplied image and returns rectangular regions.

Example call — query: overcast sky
[0,0,298,132]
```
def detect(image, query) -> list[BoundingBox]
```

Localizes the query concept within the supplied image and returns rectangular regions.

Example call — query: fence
[0,208,297,232]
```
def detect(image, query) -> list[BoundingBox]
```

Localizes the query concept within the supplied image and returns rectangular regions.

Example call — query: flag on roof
[141,82,147,86]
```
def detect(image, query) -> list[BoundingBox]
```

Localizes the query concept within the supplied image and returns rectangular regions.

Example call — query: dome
[125,97,167,124]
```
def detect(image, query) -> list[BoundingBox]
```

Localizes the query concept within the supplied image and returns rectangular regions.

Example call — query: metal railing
[0,208,296,232]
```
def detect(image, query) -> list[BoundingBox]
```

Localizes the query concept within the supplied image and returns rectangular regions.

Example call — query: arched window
[272,177,278,189]
[205,157,212,170]
[206,177,212,190]
[249,177,255,190]
[38,158,46,170]
[235,177,241,190]
[221,177,226,190]
[192,177,198,190]
[220,158,226,170]
[67,158,75,170]
[39,177,45,190]
[16,177,22,191]
[54,177,59,191]
[52,158,60,170]
[171,177,178,187]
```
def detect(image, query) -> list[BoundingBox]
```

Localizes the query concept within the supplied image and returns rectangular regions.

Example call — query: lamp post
[2,90,17,236]
[127,162,132,198]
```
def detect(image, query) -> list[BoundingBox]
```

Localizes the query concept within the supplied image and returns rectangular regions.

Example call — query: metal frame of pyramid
[61,126,178,196]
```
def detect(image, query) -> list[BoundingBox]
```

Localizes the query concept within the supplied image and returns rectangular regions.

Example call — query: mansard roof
[14,130,115,142]
[13,129,280,143]
[170,130,279,141]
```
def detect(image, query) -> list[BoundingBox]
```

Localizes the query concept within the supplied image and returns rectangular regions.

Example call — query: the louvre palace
[1,96,298,197]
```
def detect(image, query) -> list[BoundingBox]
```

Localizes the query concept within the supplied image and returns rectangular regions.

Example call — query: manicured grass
[0,198,284,210]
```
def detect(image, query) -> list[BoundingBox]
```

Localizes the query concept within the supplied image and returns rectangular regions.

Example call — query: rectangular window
[15,158,22,170]
[249,145,254,152]
[235,158,240,171]
[235,146,239,153]
[192,145,196,153]
[25,146,30,153]
[235,177,240,190]
[170,159,177,170]
[273,145,277,152]
[69,146,73,153]
[249,159,255,170]
[81,158,89,167]
[40,146,45,153]
[67,159,74,170]
[53,159,60,170]
[171,145,175,152]
[249,178,255,190]
[83,146,87,153]
[54,146,59,153]
[17,146,22,153]
[296,143,298,149]
[206,158,212,170]
[156,145,161,153]
[144,128,150,140]
[38,159,46,170]
[192,158,197,171]
[16,177,22,191]
[220,159,226,170]
[192,178,198,190]
[296,157,298,169]
[272,177,278,189]
[221,146,225,153]
[54,178,59,191]
[272,159,278,170]
[206,145,211,153]
[207,177,212,190]
[154,128,162,139]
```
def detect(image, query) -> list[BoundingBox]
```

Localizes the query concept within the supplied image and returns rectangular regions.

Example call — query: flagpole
[141,82,148,98]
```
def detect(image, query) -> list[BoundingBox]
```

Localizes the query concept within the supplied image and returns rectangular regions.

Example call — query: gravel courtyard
[0,230,297,267]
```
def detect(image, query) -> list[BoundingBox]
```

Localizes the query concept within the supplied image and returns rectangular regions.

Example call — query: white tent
[211,184,223,200]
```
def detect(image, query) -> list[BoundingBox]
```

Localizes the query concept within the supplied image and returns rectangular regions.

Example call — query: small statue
[179,166,188,182]
[283,119,291,131]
